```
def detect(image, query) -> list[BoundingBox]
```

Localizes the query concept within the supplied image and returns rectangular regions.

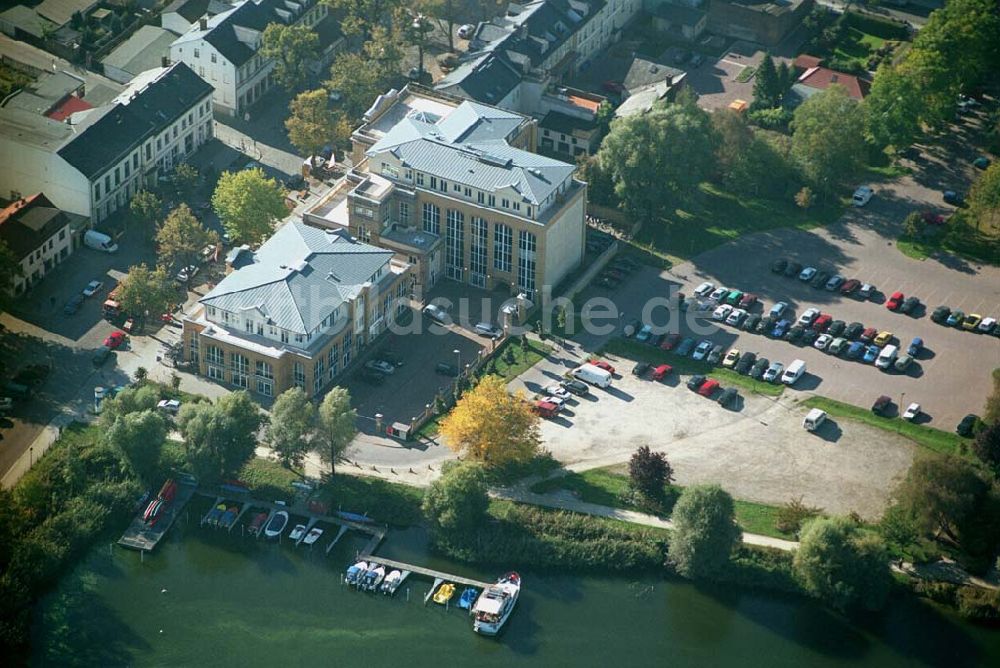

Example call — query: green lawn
[896,223,1000,266]
[800,396,968,456]
[735,66,756,83]
[828,27,887,69]
[530,466,796,540]
[629,183,842,266]
[0,63,32,99]
[602,338,785,397]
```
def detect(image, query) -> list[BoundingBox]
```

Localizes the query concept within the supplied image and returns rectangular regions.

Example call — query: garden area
[801,9,911,75]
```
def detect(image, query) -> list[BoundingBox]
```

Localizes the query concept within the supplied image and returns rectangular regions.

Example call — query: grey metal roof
[101,26,179,81]
[367,100,573,206]
[200,220,394,334]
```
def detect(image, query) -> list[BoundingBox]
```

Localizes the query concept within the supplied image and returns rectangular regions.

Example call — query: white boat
[380,569,403,595]
[345,561,368,585]
[303,527,324,545]
[366,565,386,591]
[472,573,521,636]
[288,524,307,541]
[263,511,289,539]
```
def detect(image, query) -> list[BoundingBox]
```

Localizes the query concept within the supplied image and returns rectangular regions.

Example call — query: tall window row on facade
[446,209,464,281]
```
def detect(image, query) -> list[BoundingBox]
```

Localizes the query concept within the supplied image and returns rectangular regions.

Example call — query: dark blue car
[675,337,696,356]
[907,337,923,356]
[772,319,791,338]
[846,341,865,359]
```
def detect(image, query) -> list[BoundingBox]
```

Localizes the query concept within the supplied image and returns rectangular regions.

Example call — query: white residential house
[0,193,88,295]
[0,62,214,222]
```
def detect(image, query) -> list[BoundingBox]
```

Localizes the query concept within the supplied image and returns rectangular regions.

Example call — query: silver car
[762,361,784,383]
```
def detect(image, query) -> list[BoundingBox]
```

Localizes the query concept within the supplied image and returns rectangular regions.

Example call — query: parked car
[858,283,875,300]
[725,308,747,327]
[82,280,104,297]
[852,185,873,206]
[756,315,776,334]
[650,364,673,381]
[943,190,963,206]
[812,314,833,332]
[814,333,833,351]
[978,317,997,334]
[724,290,744,306]
[590,359,616,374]
[871,395,891,415]
[863,345,880,363]
[692,340,713,361]
[811,271,831,289]
[63,293,85,315]
[532,400,559,418]
[844,322,864,340]
[771,259,788,274]
[772,319,792,338]
[686,374,707,391]
[632,362,651,377]
[828,337,848,355]
[713,304,733,321]
[364,360,395,375]
[474,322,503,338]
[957,414,980,437]
[697,379,720,397]
[874,330,894,346]
[846,341,865,359]
[762,361,784,383]
[176,265,199,283]
[962,313,983,331]
[360,369,385,385]
[156,399,181,414]
[798,267,817,281]
[707,345,725,365]
[785,325,805,343]
[827,320,846,338]
[797,308,820,326]
[902,403,921,421]
[735,352,756,375]
[750,357,769,380]
[973,156,991,170]
[800,328,820,346]
[103,331,127,350]
[423,304,451,324]
[708,287,729,302]
[907,337,924,356]
[675,338,696,356]
[900,296,920,315]
[560,379,590,396]
[860,327,877,342]
[894,354,913,371]
[636,324,653,342]
[544,384,571,401]
[886,291,904,311]
[769,301,788,319]
[946,309,965,327]
[721,349,740,369]
[784,261,802,278]
[660,333,682,351]
[840,279,861,295]
[694,281,715,297]
[717,388,738,408]
[825,275,845,291]
[92,346,113,367]
[738,293,757,309]
[457,23,476,39]
[742,314,761,332]
[435,362,459,376]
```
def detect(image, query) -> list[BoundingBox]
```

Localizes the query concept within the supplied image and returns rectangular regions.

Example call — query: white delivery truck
[803,408,827,432]
[571,363,613,388]
[875,344,898,370]
[781,359,806,385]
[84,230,118,253]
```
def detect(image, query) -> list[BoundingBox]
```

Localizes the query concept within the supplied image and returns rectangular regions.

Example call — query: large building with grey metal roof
[183,219,411,398]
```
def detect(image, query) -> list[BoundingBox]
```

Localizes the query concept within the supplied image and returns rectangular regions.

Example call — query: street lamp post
[454,348,461,372]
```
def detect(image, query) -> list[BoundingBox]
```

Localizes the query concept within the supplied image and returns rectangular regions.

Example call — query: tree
[315,387,356,474]
[178,391,263,481]
[879,503,921,558]
[790,86,866,193]
[628,446,673,503]
[156,204,217,279]
[0,240,21,313]
[172,163,200,198]
[667,485,741,578]
[326,0,404,41]
[212,168,286,244]
[267,387,315,468]
[894,455,990,546]
[598,101,717,223]
[795,186,814,210]
[793,516,891,611]
[104,410,168,480]
[403,10,434,79]
[863,65,922,152]
[966,162,1000,232]
[416,0,460,52]
[422,461,489,538]
[439,375,540,467]
[326,24,404,119]
[261,23,320,92]
[751,53,780,109]
[134,366,148,384]
[973,422,1000,475]
[129,190,162,229]
[285,89,351,156]
[98,385,161,429]
[115,263,175,320]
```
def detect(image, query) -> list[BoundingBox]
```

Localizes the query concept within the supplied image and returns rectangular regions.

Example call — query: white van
[571,363,612,388]
[852,186,873,207]
[803,408,827,432]
[84,230,118,253]
[781,359,806,385]
[875,344,898,370]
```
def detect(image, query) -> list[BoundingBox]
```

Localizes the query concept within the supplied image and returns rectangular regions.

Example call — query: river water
[32,508,1000,667]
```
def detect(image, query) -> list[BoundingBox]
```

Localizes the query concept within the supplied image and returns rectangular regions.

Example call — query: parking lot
[511,339,917,518]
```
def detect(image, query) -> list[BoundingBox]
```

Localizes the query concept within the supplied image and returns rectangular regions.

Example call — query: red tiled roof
[45,95,93,122]
[793,54,823,70]
[797,66,869,100]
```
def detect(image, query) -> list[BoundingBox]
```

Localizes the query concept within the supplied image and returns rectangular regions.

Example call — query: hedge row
[843,10,911,40]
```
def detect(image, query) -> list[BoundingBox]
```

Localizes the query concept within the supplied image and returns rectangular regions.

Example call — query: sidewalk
[1,411,82,489]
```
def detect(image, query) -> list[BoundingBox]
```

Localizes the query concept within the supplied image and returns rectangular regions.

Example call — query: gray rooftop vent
[478,152,511,168]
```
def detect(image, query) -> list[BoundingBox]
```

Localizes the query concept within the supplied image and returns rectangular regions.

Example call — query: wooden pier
[362,556,491,594]
[118,479,197,552]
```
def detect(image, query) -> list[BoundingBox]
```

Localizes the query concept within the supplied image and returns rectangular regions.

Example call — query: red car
[697,379,720,397]
[920,210,946,225]
[532,401,559,419]
[860,327,877,342]
[812,314,833,332]
[738,293,757,309]
[839,279,860,295]
[590,359,615,375]
[650,364,673,381]
[103,330,127,349]
[886,291,904,311]
[660,333,681,351]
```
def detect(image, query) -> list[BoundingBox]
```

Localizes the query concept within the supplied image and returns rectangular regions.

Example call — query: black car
[783,261,803,278]
[771,258,788,274]
[957,414,979,437]
[632,362,651,377]
[435,362,460,376]
[750,357,770,380]
[742,314,761,332]
[785,325,805,343]
[931,305,951,324]
[380,350,405,367]
[360,369,386,385]
[706,344,724,365]
[844,321,864,339]
[687,374,707,391]
[717,388,739,408]
[827,320,846,338]
[900,296,921,315]
[63,293,85,315]
[650,333,665,347]
[811,271,831,289]
[560,379,590,396]
[735,352,757,375]
[872,395,891,416]
[800,328,820,346]
[92,346,113,367]
[756,315,776,334]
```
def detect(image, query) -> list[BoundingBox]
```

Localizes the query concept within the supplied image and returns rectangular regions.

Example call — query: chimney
[161,56,170,68]
[199,17,208,30]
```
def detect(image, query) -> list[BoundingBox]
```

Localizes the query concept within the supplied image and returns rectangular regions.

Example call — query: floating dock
[118,477,197,552]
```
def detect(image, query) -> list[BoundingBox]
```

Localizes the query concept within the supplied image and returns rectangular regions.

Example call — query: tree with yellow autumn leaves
[439,375,540,468]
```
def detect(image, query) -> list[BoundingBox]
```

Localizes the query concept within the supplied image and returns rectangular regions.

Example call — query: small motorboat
[247,512,268,535]
[206,503,226,527]
[380,570,403,595]
[360,564,381,590]
[263,510,289,539]
[472,573,521,636]
[302,527,323,545]
[345,561,368,585]
[432,582,456,605]
[365,565,386,592]
[218,506,238,529]
[288,524,307,541]
[458,587,478,610]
